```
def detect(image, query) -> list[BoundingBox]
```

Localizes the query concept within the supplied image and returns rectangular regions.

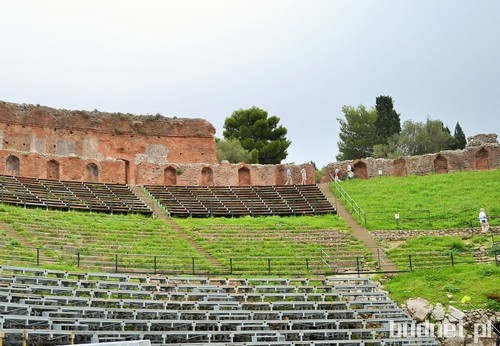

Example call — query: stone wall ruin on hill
[324,133,499,181]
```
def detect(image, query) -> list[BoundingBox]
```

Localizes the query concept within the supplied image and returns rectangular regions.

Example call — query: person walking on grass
[478,208,489,232]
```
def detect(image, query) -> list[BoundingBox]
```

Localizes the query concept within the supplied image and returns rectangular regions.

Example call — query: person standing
[347,164,354,179]
[478,208,489,232]
[300,167,307,185]
[285,167,293,185]
[334,168,341,182]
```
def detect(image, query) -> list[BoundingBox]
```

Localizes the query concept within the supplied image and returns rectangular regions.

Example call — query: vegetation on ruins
[223,106,291,164]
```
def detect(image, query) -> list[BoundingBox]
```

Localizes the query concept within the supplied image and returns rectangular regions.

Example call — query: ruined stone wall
[324,134,500,181]
[135,162,315,186]
[0,100,316,186]
[0,101,217,184]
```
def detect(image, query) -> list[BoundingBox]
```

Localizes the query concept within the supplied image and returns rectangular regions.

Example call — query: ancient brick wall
[0,101,316,186]
[0,101,217,185]
[324,134,500,181]
[135,162,315,186]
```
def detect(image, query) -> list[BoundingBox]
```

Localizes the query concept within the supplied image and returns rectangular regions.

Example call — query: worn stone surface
[406,297,433,322]
[467,133,498,147]
[447,305,466,323]
[432,303,446,321]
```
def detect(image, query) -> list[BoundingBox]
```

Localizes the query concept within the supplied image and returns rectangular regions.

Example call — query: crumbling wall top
[0,100,215,138]
[466,133,498,147]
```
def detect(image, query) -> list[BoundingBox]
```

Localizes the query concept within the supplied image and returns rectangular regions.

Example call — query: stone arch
[475,148,489,170]
[393,158,406,177]
[47,160,60,180]
[85,163,99,182]
[6,155,20,176]
[164,166,177,185]
[434,154,448,174]
[238,166,251,186]
[353,161,368,179]
[200,166,214,186]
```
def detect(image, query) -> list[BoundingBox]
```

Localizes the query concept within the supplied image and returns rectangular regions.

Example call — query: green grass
[331,169,500,230]
[383,265,500,310]
[0,204,210,272]
[173,215,374,274]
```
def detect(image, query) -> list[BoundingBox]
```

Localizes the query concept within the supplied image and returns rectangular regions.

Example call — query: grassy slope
[0,204,205,270]
[331,169,500,230]
[332,169,500,309]
[382,265,500,309]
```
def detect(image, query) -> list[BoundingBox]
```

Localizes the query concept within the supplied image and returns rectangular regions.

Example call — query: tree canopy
[223,106,290,164]
[216,138,252,163]
[374,95,401,145]
[336,105,378,160]
[337,95,465,160]
[453,122,467,149]
[373,118,456,158]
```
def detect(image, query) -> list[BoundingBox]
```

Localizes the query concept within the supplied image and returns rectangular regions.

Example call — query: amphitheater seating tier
[0,175,152,214]
[0,265,438,346]
[144,184,336,217]
[0,175,335,217]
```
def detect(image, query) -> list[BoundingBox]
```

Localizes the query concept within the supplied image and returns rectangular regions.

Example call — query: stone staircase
[129,186,227,273]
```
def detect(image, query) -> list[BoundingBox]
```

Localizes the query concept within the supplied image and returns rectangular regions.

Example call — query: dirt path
[318,183,398,272]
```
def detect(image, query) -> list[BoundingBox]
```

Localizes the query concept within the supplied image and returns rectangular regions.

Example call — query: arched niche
[353,161,368,179]
[47,160,60,180]
[392,158,406,177]
[200,166,214,186]
[6,155,20,176]
[164,166,177,185]
[86,163,99,182]
[238,166,251,186]
[434,154,448,174]
[475,148,489,170]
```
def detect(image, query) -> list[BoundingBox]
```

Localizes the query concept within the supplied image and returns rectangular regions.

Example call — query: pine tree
[374,96,401,145]
[453,122,467,149]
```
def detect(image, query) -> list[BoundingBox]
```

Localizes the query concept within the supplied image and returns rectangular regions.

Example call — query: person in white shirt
[478,208,489,232]
[300,168,307,185]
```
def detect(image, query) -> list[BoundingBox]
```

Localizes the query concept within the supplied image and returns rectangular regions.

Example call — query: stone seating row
[144,184,336,217]
[0,175,152,214]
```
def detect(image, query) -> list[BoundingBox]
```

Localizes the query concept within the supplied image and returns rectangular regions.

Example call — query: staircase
[129,185,227,273]
[317,183,398,272]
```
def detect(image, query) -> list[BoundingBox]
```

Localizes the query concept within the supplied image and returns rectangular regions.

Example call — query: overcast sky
[1,1,499,168]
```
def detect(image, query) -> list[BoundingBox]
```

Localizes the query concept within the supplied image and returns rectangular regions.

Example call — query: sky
[1,1,499,168]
